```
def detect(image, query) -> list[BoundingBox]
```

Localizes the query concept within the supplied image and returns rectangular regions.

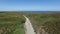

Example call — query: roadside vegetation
[25,13,60,34]
[0,12,25,34]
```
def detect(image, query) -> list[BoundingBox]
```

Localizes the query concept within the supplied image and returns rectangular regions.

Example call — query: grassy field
[24,13,60,34]
[0,12,25,34]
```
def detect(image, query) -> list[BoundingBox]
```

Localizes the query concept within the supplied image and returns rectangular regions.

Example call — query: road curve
[23,15,36,34]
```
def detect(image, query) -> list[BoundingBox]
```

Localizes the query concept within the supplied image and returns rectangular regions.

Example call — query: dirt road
[24,15,36,34]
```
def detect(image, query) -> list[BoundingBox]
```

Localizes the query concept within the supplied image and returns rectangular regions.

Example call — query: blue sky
[0,0,60,11]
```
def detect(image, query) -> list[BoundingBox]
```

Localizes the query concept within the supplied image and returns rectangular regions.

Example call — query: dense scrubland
[0,12,25,34]
[0,12,60,34]
[25,12,60,34]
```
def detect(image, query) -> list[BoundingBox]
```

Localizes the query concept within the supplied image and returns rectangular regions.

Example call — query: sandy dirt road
[24,15,36,34]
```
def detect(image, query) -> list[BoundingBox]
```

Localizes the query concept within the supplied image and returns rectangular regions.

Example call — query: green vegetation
[25,13,60,34]
[0,12,60,34]
[0,12,25,34]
